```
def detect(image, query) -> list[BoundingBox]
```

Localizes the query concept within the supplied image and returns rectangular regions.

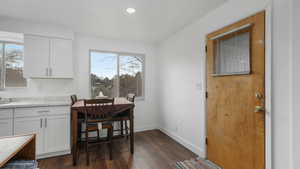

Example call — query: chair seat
[111,117,129,121]
[113,110,129,117]
[112,111,130,121]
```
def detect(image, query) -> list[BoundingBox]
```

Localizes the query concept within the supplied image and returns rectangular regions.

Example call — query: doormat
[173,157,221,169]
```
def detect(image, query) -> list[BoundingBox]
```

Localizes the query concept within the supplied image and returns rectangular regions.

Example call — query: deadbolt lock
[255,92,263,100]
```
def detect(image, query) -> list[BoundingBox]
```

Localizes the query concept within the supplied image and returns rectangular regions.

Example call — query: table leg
[121,120,124,136]
[130,108,134,154]
[71,109,78,166]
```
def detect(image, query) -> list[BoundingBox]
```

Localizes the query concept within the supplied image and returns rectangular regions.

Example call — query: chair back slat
[83,98,115,120]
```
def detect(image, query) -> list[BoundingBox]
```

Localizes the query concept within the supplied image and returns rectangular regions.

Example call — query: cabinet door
[24,35,50,78]
[14,117,44,155]
[44,115,70,153]
[50,39,73,78]
[0,119,13,137]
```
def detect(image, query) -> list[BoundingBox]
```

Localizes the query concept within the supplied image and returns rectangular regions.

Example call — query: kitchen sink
[0,98,12,105]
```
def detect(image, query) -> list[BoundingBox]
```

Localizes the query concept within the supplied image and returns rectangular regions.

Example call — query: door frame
[203,4,272,169]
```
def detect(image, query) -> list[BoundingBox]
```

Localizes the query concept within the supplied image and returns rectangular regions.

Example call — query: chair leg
[120,120,124,136]
[97,129,100,140]
[125,120,129,139]
[78,122,82,140]
[85,131,89,166]
[77,124,82,162]
[109,128,113,160]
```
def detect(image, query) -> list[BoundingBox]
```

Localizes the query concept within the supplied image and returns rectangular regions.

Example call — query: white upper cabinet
[24,35,50,78]
[50,38,73,78]
[24,35,73,79]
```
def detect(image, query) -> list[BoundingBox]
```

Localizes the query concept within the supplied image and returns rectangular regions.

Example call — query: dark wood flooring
[38,130,196,169]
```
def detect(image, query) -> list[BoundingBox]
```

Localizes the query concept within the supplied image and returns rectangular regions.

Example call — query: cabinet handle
[40,118,43,128]
[45,118,47,128]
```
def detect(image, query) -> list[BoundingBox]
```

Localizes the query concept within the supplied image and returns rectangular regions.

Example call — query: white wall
[292,0,300,168]
[0,16,74,39]
[0,17,76,98]
[272,0,293,168]
[74,34,159,131]
[157,0,294,169]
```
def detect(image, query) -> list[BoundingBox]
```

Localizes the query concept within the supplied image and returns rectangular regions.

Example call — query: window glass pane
[0,43,3,88]
[5,43,26,87]
[214,31,250,75]
[90,52,118,98]
[119,55,143,97]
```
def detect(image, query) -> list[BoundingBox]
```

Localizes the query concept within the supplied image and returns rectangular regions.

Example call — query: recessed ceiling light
[126,8,136,14]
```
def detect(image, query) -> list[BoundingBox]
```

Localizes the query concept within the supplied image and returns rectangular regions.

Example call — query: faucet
[0,97,13,104]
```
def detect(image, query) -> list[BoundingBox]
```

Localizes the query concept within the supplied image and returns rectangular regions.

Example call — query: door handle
[255,92,263,100]
[255,106,265,113]
[40,118,43,128]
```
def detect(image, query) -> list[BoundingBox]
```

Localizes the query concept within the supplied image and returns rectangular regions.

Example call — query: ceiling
[0,0,226,43]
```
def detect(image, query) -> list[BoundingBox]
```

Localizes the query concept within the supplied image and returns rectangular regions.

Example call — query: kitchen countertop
[0,97,71,109]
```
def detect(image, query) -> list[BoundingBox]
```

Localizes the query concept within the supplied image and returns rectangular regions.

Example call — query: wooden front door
[206,11,265,169]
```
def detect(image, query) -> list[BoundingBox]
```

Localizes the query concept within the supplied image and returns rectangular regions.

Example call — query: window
[90,51,144,99]
[213,26,251,76]
[0,42,26,88]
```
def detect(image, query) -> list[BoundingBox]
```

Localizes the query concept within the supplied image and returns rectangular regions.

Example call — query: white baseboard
[134,124,158,132]
[37,150,70,159]
[159,127,205,157]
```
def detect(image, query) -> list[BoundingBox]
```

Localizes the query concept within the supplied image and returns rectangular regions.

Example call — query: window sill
[0,87,28,91]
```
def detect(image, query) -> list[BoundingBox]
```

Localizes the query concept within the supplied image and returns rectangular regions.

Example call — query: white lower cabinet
[14,117,44,155]
[0,109,13,137]
[0,119,13,137]
[13,106,70,157]
[45,115,70,153]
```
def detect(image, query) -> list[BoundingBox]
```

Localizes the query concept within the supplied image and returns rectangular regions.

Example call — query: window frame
[89,49,145,100]
[210,24,253,77]
[0,41,27,90]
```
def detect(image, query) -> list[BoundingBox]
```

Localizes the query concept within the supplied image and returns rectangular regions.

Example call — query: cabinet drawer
[47,106,70,116]
[0,109,13,119]
[15,107,50,118]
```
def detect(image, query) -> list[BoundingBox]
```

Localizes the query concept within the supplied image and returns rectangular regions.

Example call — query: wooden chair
[70,95,84,144]
[114,94,135,138]
[71,94,84,141]
[71,95,78,105]
[126,93,136,103]
[82,98,114,165]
